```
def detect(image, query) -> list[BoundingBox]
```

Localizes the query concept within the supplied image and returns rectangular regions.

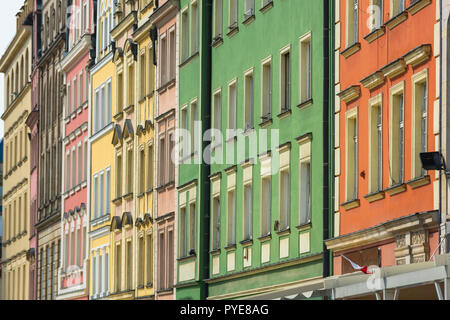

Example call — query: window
[73,78,77,111]
[169,29,176,81]
[138,237,144,287]
[212,196,221,249]
[106,169,111,214]
[71,148,76,188]
[228,80,237,132]
[244,71,254,130]
[346,0,359,46]
[190,102,198,154]
[159,136,165,186]
[261,176,271,236]
[191,1,198,54]
[227,188,236,246]
[139,149,145,194]
[412,71,428,179]
[169,133,175,183]
[279,169,290,231]
[244,0,255,17]
[106,80,112,124]
[160,35,167,85]
[115,243,121,292]
[214,0,223,39]
[370,0,384,30]
[116,154,122,197]
[83,139,88,182]
[140,53,146,99]
[126,240,132,290]
[346,111,358,200]
[79,73,83,106]
[94,89,100,132]
[93,175,99,218]
[147,145,153,191]
[299,138,311,225]
[229,0,238,28]
[299,33,312,103]
[147,46,155,94]
[189,202,196,253]
[77,143,82,185]
[369,96,383,193]
[158,232,165,290]
[168,229,174,288]
[127,148,133,194]
[146,234,153,285]
[65,151,70,191]
[100,172,104,216]
[391,0,405,17]
[261,58,272,120]
[280,48,291,111]
[127,64,134,107]
[181,9,189,61]
[243,184,253,241]
[213,90,222,142]
[101,85,106,129]
[117,72,123,113]
[181,107,189,157]
[180,207,187,256]
[389,85,404,186]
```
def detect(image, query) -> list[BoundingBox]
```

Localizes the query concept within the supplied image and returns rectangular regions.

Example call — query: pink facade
[152,0,178,300]
[57,0,94,300]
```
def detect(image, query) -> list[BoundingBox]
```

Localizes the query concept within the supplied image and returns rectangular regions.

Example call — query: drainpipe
[439,0,445,253]
[323,0,331,287]
[201,0,212,300]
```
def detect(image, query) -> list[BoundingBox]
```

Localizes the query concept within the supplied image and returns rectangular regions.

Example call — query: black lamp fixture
[420,152,446,171]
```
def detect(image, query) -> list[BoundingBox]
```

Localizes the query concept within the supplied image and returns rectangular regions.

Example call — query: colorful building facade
[88,0,115,300]
[326,0,442,299]
[35,0,66,300]
[206,0,329,300]
[0,0,33,300]
[56,0,95,300]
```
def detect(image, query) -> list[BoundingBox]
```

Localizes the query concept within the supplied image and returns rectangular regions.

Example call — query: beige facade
[0,5,33,300]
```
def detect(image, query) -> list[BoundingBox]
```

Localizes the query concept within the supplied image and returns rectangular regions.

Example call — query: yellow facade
[0,23,32,300]
[89,55,116,299]
[133,2,156,299]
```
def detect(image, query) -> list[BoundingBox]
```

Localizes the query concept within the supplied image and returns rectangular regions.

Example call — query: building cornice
[58,35,92,73]
[0,26,32,72]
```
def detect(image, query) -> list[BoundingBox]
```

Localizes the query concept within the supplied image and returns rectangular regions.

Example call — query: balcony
[58,261,88,294]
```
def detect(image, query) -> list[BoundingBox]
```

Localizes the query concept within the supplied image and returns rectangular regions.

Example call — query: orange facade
[332,0,440,275]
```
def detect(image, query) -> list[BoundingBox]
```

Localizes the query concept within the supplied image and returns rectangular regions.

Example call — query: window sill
[137,192,145,198]
[146,188,153,194]
[407,0,431,15]
[240,239,253,247]
[112,196,123,204]
[157,79,176,93]
[258,234,272,243]
[157,288,174,295]
[363,190,385,203]
[341,42,361,59]
[406,175,430,189]
[210,248,221,256]
[211,36,223,48]
[296,222,312,232]
[224,244,237,252]
[259,117,273,128]
[226,25,239,38]
[145,283,153,288]
[384,183,407,196]
[123,192,133,200]
[277,108,291,119]
[276,227,291,237]
[242,127,255,136]
[179,51,199,68]
[177,254,197,262]
[297,98,313,110]
[364,26,386,44]
[113,111,124,121]
[341,199,360,210]
[242,14,255,26]
[385,11,408,30]
[226,135,237,144]
[260,1,274,14]
[124,104,134,114]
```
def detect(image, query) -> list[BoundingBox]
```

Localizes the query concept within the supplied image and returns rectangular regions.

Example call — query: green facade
[176,0,333,300]
[207,0,328,299]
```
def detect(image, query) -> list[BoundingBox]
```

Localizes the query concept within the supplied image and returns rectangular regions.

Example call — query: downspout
[439,0,444,253]
[323,0,331,287]
[201,0,212,300]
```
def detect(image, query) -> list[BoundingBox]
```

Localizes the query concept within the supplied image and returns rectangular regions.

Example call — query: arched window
[7,76,10,105]
[11,70,15,96]
[25,49,29,83]
[20,56,24,90]
[15,63,19,93]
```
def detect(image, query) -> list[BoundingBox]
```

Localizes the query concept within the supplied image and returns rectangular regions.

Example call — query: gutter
[201,0,213,300]
[323,0,331,285]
